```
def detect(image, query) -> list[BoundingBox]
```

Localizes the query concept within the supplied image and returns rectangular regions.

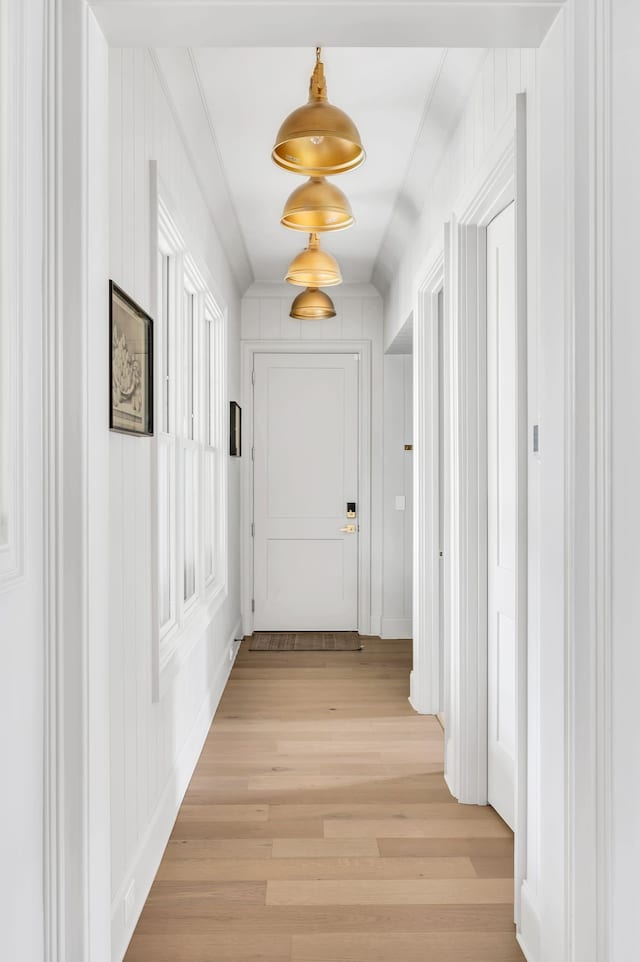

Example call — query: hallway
[124,640,523,962]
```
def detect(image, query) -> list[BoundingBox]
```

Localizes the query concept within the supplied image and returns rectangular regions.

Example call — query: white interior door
[253,353,359,630]
[486,202,517,829]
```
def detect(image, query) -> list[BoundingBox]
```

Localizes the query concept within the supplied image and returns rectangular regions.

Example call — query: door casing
[241,340,373,638]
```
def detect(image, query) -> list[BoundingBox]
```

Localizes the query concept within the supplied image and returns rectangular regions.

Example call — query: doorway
[251,352,361,631]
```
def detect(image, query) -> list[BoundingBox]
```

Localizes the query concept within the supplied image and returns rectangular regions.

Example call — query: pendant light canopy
[281,176,354,232]
[273,48,365,176]
[289,287,336,320]
[285,233,342,287]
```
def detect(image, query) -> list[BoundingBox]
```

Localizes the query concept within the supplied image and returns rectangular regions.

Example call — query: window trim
[151,168,228,699]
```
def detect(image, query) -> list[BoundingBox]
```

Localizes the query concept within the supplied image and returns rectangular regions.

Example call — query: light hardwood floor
[124,638,524,962]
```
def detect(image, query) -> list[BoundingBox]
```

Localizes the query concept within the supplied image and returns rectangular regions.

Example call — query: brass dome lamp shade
[273,47,365,176]
[285,233,342,287]
[289,287,336,320]
[281,176,354,232]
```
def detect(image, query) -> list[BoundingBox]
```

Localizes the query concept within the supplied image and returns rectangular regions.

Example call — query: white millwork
[486,201,517,830]
[253,353,359,631]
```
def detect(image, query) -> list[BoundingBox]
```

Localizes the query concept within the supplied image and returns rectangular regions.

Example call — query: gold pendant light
[289,287,336,320]
[273,48,365,176]
[285,233,342,287]
[281,176,354,232]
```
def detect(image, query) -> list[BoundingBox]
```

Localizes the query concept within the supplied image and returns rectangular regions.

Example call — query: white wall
[382,355,413,638]
[384,48,536,349]
[0,1,45,958]
[610,2,640,957]
[384,34,573,962]
[240,284,385,635]
[108,47,242,961]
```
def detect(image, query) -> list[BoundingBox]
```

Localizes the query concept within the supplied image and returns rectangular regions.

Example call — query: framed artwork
[110,280,154,436]
[230,401,242,457]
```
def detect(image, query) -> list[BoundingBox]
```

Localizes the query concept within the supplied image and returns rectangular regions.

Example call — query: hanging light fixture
[281,176,354,232]
[273,47,365,176]
[285,233,342,287]
[289,287,336,320]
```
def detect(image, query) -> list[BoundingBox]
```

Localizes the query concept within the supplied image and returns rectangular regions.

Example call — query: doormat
[249,632,363,652]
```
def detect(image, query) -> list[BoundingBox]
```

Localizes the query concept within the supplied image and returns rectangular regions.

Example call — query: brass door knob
[340,524,357,533]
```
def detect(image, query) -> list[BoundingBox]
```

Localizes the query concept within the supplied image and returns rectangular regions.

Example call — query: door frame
[241,340,373,638]
[411,250,445,714]
[445,98,528,920]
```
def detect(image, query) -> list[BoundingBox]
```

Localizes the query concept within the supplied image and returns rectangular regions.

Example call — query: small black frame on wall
[109,280,154,436]
[230,401,242,457]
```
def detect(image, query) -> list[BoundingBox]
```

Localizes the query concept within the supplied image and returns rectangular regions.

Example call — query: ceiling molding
[91,2,564,48]
[151,49,254,292]
[189,49,255,283]
[386,311,414,355]
[371,48,449,290]
[372,47,486,293]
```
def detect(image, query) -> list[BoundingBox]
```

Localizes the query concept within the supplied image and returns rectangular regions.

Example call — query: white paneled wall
[109,48,242,961]
[241,285,382,345]
[382,355,413,638]
[385,48,536,347]
[241,285,386,635]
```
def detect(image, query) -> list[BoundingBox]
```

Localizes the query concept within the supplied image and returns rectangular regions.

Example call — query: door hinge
[251,599,255,613]
[251,446,255,461]
[251,369,255,385]
[251,521,255,537]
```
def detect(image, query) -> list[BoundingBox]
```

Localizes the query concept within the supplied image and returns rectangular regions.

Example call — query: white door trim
[445,102,528,911]
[410,249,445,714]
[241,340,372,638]
[44,5,111,961]
[568,2,613,960]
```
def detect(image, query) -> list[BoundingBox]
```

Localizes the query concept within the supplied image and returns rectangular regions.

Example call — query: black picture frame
[230,401,242,457]
[109,280,154,436]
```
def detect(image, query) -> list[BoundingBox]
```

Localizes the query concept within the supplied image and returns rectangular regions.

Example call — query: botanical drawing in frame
[110,280,154,436]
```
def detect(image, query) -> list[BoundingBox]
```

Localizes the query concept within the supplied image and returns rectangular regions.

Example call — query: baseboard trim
[409,667,438,714]
[517,880,541,962]
[380,617,412,639]
[110,617,242,962]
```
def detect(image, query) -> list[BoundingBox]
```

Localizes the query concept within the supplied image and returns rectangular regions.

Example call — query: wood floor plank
[172,803,269,821]
[291,932,525,962]
[165,839,274,860]
[124,639,523,962]
[266,878,515,906]
[135,900,519,932]
[124,934,291,962]
[272,838,380,858]
[324,818,512,838]
[270,802,483,820]
[156,855,477,882]
[471,856,517,878]
[378,837,515,858]
[170,818,325,840]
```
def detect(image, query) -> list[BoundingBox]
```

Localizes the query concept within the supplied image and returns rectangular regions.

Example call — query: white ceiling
[93,1,563,49]
[155,46,486,291]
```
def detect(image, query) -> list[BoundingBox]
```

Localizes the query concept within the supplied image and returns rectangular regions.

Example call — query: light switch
[395,495,406,511]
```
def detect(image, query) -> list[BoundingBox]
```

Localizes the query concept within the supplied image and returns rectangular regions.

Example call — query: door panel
[253,353,359,630]
[487,202,517,829]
